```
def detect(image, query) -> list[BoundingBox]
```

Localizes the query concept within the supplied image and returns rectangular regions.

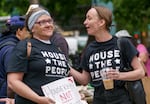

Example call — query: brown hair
[92,6,112,31]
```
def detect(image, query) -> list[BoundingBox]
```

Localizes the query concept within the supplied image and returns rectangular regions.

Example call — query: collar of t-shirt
[38,39,51,44]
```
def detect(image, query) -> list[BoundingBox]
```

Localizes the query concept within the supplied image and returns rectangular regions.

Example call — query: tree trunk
[29,0,39,4]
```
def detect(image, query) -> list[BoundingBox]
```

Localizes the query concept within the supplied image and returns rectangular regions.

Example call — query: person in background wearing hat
[7,7,70,104]
[115,30,150,76]
[0,16,30,104]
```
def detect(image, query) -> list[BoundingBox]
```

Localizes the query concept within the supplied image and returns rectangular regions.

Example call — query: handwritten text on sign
[41,77,83,104]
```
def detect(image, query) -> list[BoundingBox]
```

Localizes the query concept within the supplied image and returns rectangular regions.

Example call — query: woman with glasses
[7,7,70,104]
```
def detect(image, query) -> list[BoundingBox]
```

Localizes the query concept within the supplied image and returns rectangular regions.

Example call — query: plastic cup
[100,68,114,90]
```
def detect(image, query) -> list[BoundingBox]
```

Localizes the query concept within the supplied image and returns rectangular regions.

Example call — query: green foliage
[0,0,29,16]
[0,0,149,34]
[0,0,91,32]
[104,0,150,33]
[39,0,91,30]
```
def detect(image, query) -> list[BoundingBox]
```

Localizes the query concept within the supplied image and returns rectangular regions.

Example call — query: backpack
[117,38,146,104]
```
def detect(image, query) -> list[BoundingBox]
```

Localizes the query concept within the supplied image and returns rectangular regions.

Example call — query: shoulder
[137,44,146,49]
[118,37,130,43]
[0,36,18,52]
[51,32,68,47]
[117,37,133,48]
[16,39,27,47]
[137,44,148,53]
[10,39,31,59]
[15,39,33,54]
[51,32,64,41]
[86,41,96,49]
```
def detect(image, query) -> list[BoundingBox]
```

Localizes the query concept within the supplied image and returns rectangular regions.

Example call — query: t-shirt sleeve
[7,40,28,73]
[121,38,139,64]
[137,44,148,54]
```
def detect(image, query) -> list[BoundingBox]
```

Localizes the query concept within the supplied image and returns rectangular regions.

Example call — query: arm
[119,56,145,80]
[3,47,15,99]
[108,56,145,81]
[69,68,91,85]
[115,38,145,80]
[138,52,149,63]
[7,72,55,104]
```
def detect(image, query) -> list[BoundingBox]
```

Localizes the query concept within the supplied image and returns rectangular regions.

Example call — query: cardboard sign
[41,77,83,104]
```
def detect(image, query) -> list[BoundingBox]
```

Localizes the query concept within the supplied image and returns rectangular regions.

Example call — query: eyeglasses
[35,19,53,26]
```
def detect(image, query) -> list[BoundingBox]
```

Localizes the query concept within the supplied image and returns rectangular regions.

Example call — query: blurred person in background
[0,16,30,104]
[115,30,150,76]
[50,29,69,60]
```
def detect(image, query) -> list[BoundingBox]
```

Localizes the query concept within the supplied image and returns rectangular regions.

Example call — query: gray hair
[28,9,50,30]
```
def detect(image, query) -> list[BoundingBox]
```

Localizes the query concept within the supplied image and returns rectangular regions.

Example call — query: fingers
[0,98,14,104]
[106,69,120,79]
[0,98,8,102]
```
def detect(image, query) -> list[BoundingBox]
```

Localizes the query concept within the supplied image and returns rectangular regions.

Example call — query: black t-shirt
[81,36,138,88]
[7,38,70,104]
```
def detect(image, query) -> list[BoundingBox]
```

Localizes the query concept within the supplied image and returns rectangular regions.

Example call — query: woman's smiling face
[32,14,54,40]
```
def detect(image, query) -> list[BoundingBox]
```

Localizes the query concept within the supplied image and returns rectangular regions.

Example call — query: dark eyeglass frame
[35,19,53,26]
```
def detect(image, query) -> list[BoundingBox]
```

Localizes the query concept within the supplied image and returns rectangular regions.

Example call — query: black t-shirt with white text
[81,36,138,88]
[7,38,70,104]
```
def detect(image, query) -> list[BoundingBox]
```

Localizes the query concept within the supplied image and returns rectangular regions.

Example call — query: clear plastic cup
[100,68,114,90]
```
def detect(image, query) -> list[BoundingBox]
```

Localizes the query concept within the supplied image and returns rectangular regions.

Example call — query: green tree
[1,0,150,34]
[0,0,29,16]
[0,0,91,32]
[104,0,150,33]
[40,0,91,31]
